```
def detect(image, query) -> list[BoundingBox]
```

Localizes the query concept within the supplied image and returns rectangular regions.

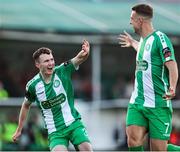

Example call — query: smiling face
[35,53,55,76]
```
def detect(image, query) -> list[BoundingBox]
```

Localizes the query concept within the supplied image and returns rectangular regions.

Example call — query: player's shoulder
[54,60,72,70]
[26,73,41,89]
[154,30,168,38]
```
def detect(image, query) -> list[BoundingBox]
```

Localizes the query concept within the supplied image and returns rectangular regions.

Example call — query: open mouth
[47,67,53,70]
[47,67,53,72]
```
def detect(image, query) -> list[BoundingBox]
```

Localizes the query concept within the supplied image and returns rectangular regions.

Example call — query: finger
[118,37,127,42]
[124,31,132,39]
[12,137,17,142]
[121,45,129,48]
[82,44,87,50]
[164,96,172,100]
[118,34,126,38]
[163,96,170,100]
[163,94,174,100]
[83,39,88,45]
[117,36,126,39]
[118,34,127,39]
[83,41,89,48]
[119,42,127,45]
[124,30,130,36]
[119,37,128,42]
[81,51,88,56]
[119,44,129,47]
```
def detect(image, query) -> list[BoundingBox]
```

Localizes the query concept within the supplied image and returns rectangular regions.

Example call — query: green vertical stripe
[45,82,61,129]
[136,40,146,104]
[135,71,144,104]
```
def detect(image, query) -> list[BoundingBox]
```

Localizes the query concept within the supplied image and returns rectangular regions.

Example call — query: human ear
[35,61,40,69]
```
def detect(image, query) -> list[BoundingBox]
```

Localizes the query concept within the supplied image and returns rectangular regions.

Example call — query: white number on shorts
[165,123,169,134]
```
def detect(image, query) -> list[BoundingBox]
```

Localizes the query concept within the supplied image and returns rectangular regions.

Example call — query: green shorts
[48,119,90,150]
[126,104,172,140]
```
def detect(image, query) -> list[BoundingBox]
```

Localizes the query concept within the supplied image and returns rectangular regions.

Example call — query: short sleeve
[55,60,76,76]
[25,83,35,103]
[157,32,176,63]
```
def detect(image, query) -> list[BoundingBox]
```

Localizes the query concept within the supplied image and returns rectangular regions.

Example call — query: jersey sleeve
[25,83,35,103]
[55,60,76,76]
[157,32,176,63]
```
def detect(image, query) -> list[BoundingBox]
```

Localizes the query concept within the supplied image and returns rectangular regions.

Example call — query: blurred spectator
[169,125,180,146]
[0,81,9,100]
[19,120,48,151]
[1,115,18,151]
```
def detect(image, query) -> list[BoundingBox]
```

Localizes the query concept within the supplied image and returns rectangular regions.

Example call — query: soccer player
[118,4,180,151]
[12,40,93,151]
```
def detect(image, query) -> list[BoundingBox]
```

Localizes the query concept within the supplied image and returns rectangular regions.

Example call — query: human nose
[48,60,54,65]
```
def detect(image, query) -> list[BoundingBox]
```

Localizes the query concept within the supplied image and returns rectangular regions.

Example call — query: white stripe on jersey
[129,38,143,103]
[130,78,137,104]
[35,81,56,134]
[156,31,167,49]
[161,66,170,107]
[156,31,170,107]
[53,74,75,126]
[143,36,155,107]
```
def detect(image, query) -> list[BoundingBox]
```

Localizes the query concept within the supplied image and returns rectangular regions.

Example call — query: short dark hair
[132,4,153,18]
[33,47,52,62]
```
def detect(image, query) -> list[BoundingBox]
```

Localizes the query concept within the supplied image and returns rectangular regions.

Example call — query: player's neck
[141,23,154,38]
[40,72,52,84]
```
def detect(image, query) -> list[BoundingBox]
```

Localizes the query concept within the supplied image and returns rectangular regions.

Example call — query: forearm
[16,101,31,132]
[71,40,89,67]
[71,51,89,67]
[166,61,178,91]
[131,39,139,52]
[71,56,83,67]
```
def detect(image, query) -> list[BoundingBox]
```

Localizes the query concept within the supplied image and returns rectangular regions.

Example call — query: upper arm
[25,83,36,103]
[157,32,176,64]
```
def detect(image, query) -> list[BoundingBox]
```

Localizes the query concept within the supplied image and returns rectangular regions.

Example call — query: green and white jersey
[25,61,81,134]
[130,31,176,108]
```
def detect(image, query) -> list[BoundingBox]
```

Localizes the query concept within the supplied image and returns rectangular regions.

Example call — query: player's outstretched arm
[12,99,31,142]
[118,31,139,51]
[71,40,90,67]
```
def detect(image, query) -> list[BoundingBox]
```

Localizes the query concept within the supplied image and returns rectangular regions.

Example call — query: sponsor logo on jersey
[36,91,44,95]
[54,80,60,88]
[41,93,66,109]
[136,60,148,71]
[162,47,171,59]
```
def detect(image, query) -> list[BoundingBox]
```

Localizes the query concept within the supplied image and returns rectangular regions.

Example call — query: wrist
[169,87,175,94]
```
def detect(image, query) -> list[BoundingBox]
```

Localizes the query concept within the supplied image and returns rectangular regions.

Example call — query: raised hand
[118,31,134,47]
[80,40,90,57]
[71,40,90,67]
